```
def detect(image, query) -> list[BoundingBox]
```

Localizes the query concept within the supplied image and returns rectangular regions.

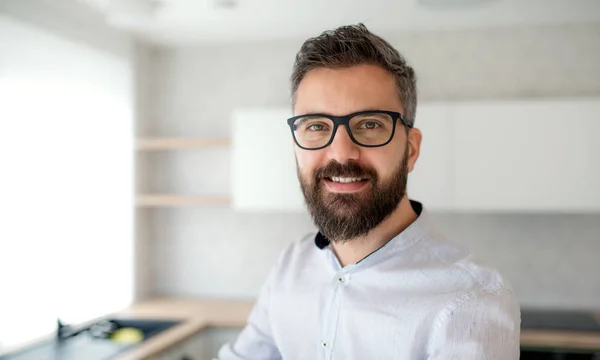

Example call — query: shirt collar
[314,200,431,257]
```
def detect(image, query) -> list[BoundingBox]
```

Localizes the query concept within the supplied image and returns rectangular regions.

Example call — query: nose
[326,125,360,163]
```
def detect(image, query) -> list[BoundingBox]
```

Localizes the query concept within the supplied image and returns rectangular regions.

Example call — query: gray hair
[291,23,418,125]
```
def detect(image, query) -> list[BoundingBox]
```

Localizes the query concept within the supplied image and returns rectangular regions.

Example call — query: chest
[268,274,447,360]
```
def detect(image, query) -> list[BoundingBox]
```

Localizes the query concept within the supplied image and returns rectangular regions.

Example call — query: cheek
[365,147,405,177]
[295,148,322,175]
[370,160,393,178]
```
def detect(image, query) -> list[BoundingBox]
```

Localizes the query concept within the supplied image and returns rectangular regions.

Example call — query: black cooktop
[521,309,600,333]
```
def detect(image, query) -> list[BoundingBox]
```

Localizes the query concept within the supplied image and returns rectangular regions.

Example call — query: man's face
[293,64,419,243]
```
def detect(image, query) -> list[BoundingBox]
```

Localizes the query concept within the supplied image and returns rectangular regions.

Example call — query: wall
[0,12,136,352]
[141,22,600,310]
[0,0,130,58]
[134,43,162,301]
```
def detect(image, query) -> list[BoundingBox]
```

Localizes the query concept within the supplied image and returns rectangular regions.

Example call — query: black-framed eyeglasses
[287,110,413,150]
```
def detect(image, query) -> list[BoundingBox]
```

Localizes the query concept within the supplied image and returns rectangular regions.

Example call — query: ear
[406,127,422,173]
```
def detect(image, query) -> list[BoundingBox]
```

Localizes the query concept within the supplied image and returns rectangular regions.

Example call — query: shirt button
[337,277,344,283]
[321,341,328,348]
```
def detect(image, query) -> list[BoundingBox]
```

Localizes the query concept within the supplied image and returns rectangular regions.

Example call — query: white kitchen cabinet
[231,98,600,213]
[146,327,241,360]
[231,104,456,212]
[407,102,455,211]
[453,98,600,212]
[146,331,207,360]
[231,108,306,212]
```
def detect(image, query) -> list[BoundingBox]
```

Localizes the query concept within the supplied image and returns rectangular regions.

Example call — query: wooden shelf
[136,194,231,207]
[136,137,230,151]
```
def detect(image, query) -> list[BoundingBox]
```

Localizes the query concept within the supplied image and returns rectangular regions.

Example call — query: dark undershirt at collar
[314,200,423,250]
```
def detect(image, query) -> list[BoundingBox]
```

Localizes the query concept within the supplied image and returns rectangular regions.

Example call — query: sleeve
[215,267,282,360]
[426,289,521,360]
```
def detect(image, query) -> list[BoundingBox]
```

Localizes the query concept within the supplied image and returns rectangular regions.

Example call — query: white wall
[140,22,600,309]
[0,0,164,305]
[0,0,130,58]
[0,12,135,353]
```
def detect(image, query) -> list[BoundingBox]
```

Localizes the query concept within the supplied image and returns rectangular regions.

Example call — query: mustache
[314,160,377,180]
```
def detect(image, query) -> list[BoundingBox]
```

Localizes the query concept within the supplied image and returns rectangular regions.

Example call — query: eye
[307,123,329,131]
[359,121,382,129]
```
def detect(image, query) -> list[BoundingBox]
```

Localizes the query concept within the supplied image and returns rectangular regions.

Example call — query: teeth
[330,177,364,183]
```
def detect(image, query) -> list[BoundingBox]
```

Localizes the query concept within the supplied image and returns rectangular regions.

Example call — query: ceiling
[80,0,600,46]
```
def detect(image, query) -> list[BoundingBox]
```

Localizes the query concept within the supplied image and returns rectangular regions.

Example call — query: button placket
[334,272,351,286]
[321,263,356,358]
[319,271,352,359]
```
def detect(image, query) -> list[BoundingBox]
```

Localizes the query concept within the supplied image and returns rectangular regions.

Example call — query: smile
[323,177,370,193]
[328,177,368,183]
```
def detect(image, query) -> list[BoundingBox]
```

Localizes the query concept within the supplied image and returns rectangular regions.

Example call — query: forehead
[293,63,404,116]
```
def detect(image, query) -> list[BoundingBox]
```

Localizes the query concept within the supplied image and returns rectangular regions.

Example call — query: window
[0,14,134,353]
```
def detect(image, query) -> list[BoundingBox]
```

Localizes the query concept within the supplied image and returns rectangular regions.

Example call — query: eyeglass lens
[292,112,395,149]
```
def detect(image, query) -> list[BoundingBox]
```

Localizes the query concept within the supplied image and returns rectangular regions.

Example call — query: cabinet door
[407,102,454,211]
[231,108,306,212]
[521,349,599,359]
[145,331,207,360]
[453,98,600,212]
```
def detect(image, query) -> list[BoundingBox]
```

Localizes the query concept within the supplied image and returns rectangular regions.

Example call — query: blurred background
[1,0,599,359]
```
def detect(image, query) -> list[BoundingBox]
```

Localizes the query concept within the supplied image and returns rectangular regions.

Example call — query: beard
[298,146,409,244]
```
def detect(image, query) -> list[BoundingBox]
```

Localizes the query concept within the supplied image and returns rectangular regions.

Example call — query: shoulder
[417,229,516,297]
[418,231,520,334]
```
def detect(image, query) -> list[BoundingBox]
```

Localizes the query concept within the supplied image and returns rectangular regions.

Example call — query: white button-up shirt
[217,201,521,360]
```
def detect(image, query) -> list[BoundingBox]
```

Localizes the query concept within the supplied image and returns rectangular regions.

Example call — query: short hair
[291,23,418,124]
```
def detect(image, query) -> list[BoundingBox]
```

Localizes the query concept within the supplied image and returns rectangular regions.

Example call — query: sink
[105,318,182,339]
[0,318,182,360]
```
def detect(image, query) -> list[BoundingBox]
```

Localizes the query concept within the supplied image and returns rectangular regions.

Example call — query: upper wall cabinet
[231,104,456,213]
[231,98,600,213]
[407,102,454,211]
[453,98,600,212]
[231,108,306,212]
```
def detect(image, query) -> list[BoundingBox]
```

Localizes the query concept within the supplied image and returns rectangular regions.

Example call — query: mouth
[322,176,370,193]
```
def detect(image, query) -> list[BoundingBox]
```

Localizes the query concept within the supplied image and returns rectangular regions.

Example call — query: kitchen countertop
[521,310,600,351]
[111,297,600,359]
[111,297,254,360]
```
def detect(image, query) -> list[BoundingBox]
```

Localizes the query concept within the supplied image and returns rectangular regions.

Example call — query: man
[218,23,520,360]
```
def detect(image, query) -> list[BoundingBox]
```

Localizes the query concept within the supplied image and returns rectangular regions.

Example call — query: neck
[330,196,418,267]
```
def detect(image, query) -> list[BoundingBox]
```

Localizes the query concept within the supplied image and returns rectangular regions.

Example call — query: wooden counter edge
[521,329,600,351]
[111,299,600,359]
